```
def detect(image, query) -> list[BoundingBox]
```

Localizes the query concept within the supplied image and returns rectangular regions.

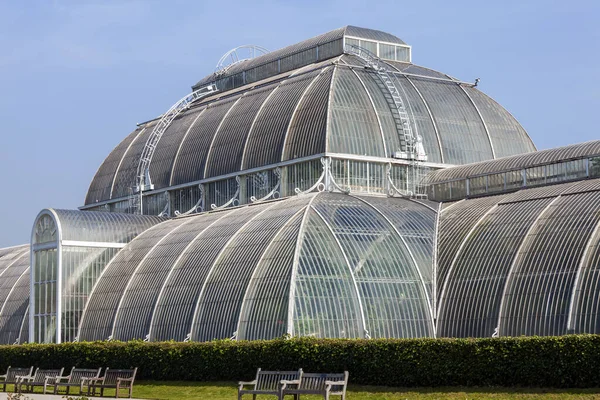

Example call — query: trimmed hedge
[0,336,599,387]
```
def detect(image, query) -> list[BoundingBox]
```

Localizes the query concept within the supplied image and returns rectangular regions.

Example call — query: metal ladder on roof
[344,44,419,161]
[129,83,218,214]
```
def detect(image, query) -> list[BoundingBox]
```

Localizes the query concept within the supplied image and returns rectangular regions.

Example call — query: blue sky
[0,0,598,247]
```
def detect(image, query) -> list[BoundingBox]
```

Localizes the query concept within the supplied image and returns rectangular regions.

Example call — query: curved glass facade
[437,179,600,337]
[77,193,435,342]
[84,27,535,212]
[0,246,30,344]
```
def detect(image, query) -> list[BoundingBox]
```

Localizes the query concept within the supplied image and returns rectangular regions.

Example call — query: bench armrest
[116,377,134,384]
[0,374,7,381]
[53,375,71,383]
[15,374,33,384]
[238,380,256,390]
[82,377,104,385]
[325,380,347,390]
[280,379,301,391]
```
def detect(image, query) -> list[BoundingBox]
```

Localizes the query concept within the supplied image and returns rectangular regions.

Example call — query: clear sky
[0,0,598,247]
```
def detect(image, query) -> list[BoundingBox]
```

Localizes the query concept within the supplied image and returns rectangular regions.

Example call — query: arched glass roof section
[0,245,30,344]
[30,210,164,343]
[437,179,600,338]
[426,140,600,184]
[78,192,436,342]
[85,52,535,206]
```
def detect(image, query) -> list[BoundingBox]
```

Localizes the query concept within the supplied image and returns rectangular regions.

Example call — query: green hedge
[0,336,599,387]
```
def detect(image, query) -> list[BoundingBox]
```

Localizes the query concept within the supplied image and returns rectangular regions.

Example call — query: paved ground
[0,394,147,400]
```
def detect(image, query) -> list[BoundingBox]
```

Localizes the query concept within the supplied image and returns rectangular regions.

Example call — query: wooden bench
[238,368,303,399]
[0,367,33,392]
[16,367,64,394]
[281,371,349,400]
[52,367,102,395]
[84,368,137,398]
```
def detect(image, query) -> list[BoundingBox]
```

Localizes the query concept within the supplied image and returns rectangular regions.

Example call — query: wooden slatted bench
[0,367,33,392]
[85,367,138,398]
[52,367,102,395]
[16,367,64,394]
[238,368,303,400]
[281,371,349,400]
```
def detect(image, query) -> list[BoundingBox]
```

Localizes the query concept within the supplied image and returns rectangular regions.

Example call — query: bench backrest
[255,369,302,391]
[32,368,64,383]
[4,367,33,383]
[103,368,137,385]
[299,372,348,393]
[68,367,101,384]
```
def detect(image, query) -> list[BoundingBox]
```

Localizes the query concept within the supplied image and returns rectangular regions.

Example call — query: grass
[129,381,600,400]
[5,381,600,399]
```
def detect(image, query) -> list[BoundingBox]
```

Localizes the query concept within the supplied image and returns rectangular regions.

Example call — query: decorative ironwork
[250,168,281,203]
[211,176,241,210]
[175,185,205,216]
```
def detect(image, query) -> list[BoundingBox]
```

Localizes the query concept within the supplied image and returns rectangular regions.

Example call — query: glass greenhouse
[0,26,597,344]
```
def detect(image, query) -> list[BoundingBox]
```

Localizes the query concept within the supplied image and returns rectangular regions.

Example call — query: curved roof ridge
[426,140,600,183]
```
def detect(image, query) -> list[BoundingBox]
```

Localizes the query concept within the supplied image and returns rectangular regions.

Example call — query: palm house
[0,26,598,344]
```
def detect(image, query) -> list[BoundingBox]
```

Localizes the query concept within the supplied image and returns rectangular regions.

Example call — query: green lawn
[6,381,600,399]
[127,381,600,400]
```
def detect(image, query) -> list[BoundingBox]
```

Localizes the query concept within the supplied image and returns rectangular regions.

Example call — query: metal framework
[215,45,269,76]
[344,44,424,161]
[133,84,218,214]
[344,44,428,196]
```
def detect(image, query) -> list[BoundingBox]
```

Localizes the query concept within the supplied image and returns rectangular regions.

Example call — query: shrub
[0,335,599,387]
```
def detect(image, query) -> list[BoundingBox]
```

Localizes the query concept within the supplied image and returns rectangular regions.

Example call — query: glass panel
[546,162,565,184]
[379,43,395,60]
[34,214,57,245]
[487,173,505,193]
[437,195,507,302]
[192,198,308,342]
[32,248,57,343]
[450,180,467,199]
[360,40,377,55]
[328,68,385,157]
[60,246,120,343]
[396,46,410,62]
[505,170,524,190]
[205,178,239,209]
[410,78,492,165]
[284,159,322,196]
[345,38,359,48]
[469,176,487,196]
[245,169,280,203]
[565,159,587,181]
[77,219,188,342]
[171,185,203,215]
[525,166,546,187]
[237,212,304,340]
[293,208,363,338]
[439,197,554,338]
[590,157,600,178]
[499,191,600,336]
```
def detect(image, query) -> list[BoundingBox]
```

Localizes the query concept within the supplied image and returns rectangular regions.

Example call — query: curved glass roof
[78,192,436,341]
[0,245,30,344]
[86,54,535,205]
[437,179,600,337]
[426,140,600,183]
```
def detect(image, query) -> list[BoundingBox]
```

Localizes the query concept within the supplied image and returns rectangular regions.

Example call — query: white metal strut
[133,84,218,214]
